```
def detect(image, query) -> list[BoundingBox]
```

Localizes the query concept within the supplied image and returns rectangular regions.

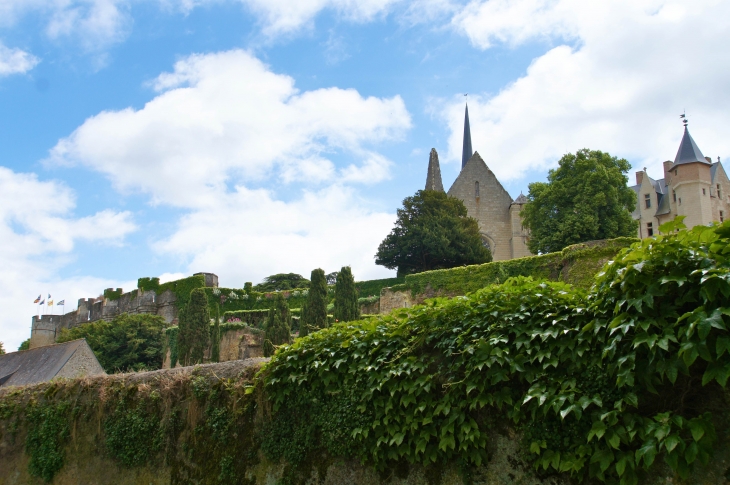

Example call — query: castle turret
[671,124,713,228]
[425,148,444,192]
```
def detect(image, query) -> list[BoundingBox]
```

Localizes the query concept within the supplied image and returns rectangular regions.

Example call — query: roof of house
[674,126,709,166]
[0,339,100,387]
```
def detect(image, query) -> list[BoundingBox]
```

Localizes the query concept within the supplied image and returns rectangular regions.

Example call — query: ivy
[355,277,405,298]
[262,220,730,483]
[103,288,124,300]
[104,400,161,467]
[25,402,70,482]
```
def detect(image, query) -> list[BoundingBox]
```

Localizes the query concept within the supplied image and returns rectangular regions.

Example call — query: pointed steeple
[462,103,473,170]
[674,125,709,166]
[425,148,444,192]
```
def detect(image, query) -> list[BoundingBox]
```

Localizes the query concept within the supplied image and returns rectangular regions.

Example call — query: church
[424,104,531,261]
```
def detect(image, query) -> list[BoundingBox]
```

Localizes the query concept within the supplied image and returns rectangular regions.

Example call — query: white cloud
[0,166,137,350]
[155,184,396,287]
[445,0,730,182]
[0,42,39,76]
[49,49,411,208]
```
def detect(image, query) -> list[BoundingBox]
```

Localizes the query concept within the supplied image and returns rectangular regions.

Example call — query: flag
[39,299,45,305]
[57,300,65,306]
[48,293,51,299]
[48,300,54,306]
[34,295,41,303]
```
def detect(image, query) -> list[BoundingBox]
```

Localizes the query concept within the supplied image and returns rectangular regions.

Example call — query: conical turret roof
[674,126,709,166]
[462,104,473,170]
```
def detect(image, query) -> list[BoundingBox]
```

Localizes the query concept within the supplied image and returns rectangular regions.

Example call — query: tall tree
[211,303,221,363]
[376,190,492,276]
[254,273,310,291]
[334,266,360,322]
[264,294,292,357]
[298,301,309,338]
[0,342,5,355]
[521,149,638,254]
[177,288,210,366]
[302,268,328,333]
[57,314,166,372]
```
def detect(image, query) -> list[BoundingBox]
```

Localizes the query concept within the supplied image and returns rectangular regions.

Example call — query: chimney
[706,156,712,163]
[635,171,644,185]
[663,160,673,175]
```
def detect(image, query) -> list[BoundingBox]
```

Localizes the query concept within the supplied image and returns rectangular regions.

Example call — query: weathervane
[680,111,688,127]
[464,93,468,104]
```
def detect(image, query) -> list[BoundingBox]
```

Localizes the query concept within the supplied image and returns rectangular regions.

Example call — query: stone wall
[162,327,264,369]
[55,343,106,380]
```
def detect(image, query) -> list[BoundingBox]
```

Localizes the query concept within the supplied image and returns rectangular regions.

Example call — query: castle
[630,122,729,237]
[425,104,531,261]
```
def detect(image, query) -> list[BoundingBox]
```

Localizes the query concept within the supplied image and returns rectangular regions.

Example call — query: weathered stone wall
[358,299,380,315]
[379,288,413,314]
[162,327,264,369]
[55,344,106,380]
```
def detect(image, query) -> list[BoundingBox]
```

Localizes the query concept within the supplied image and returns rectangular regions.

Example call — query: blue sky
[1,0,729,349]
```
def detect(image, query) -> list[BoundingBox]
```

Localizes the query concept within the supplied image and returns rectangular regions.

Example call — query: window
[475,181,480,198]
[644,193,651,209]
[718,184,722,199]
[647,222,654,237]
[703,188,706,196]
[675,168,678,176]
[721,211,725,222]
[673,191,677,202]
[679,197,682,205]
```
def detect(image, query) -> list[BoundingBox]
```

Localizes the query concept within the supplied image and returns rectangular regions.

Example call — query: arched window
[475,181,480,197]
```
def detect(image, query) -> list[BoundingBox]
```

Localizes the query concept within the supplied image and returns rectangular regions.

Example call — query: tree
[302,268,328,333]
[18,339,30,351]
[57,314,166,373]
[264,294,292,357]
[0,342,5,355]
[177,288,210,366]
[211,304,221,363]
[254,273,310,292]
[334,266,360,322]
[325,272,339,285]
[376,190,492,276]
[521,149,638,254]
[298,301,309,338]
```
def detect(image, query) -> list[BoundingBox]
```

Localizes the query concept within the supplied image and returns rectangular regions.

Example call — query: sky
[1,0,729,350]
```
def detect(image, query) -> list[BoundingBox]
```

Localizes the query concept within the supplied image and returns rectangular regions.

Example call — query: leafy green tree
[255,273,310,291]
[211,304,221,363]
[521,149,638,254]
[334,266,360,322]
[57,314,166,372]
[18,339,30,351]
[375,190,492,276]
[0,341,5,355]
[302,268,328,333]
[177,288,210,366]
[299,301,309,338]
[325,272,339,285]
[264,294,292,357]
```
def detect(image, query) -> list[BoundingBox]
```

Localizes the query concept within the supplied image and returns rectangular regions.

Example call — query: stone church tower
[424,104,531,261]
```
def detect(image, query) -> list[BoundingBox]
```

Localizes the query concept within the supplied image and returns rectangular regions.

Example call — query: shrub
[334,266,359,322]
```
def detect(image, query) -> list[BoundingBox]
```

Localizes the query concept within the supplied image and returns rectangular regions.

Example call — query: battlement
[28,273,218,349]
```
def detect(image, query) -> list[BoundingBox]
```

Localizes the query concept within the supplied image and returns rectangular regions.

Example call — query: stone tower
[425,148,444,192]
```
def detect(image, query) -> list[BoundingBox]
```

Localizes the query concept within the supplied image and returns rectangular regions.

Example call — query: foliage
[302,268,328,334]
[263,219,730,484]
[211,304,221,363]
[25,402,70,482]
[103,288,123,300]
[137,277,161,292]
[222,309,269,327]
[255,273,310,292]
[177,288,210,366]
[334,266,360,322]
[375,190,492,276]
[0,341,4,355]
[264,294,291,357]
[158,274,207,309]
[166,326,179,368]
[355,277,404,298]
[104,400,161,467]
[299,301,309,338]
[57,314,166,373]
[521,148,638,254]
[401,237,636,296]
[18,338,30,351]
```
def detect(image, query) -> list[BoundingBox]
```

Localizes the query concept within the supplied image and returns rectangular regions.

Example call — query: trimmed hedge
[355,277,404,298]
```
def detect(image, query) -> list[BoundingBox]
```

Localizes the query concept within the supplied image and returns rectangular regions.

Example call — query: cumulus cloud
[0,166,137,350]
[445,0,730,181]
[155,184,396,286]
[49,49,411,208]
[0,42,39,76]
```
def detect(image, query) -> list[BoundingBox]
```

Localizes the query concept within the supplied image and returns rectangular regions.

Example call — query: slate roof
[0,339,99,387]
[674,127,709,166]
[462,104,473,169]
[513,193,528,204]
[630,173,671,217]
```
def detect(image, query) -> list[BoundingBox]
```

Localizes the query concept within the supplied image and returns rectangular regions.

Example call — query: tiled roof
[0,339,98,387]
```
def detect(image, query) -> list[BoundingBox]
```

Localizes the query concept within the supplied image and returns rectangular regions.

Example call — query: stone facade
[29,273,218,349]
[162,327,264,369]
[631,127,730,238]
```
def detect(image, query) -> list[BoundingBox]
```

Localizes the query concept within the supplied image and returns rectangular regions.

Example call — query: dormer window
[644,193,651,209]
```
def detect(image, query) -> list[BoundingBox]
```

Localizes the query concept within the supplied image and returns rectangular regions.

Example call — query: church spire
[425,148,444,192]
[461,102,473,169]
